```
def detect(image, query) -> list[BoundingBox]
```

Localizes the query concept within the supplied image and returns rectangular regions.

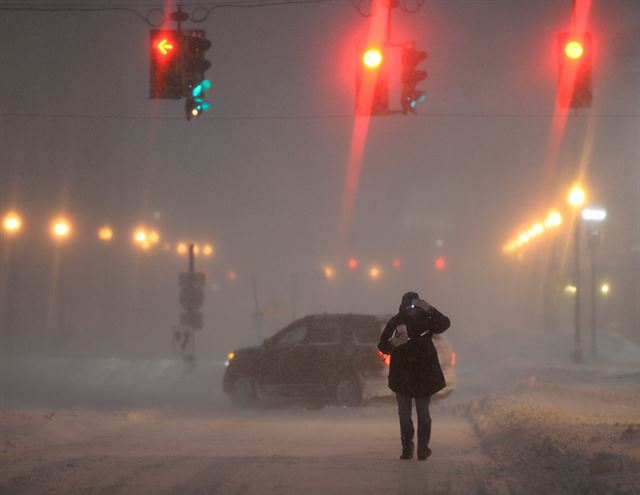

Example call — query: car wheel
[230,376,257,407]
[335,374,363,407]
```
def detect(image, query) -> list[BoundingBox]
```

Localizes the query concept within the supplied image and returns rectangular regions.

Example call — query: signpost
[174,244,205,369]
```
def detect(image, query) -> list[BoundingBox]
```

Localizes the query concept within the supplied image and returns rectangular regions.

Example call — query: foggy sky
[0,0,639,359]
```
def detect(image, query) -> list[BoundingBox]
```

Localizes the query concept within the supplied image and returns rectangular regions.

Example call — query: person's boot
[399,442,414,460]
[417,447,432,460]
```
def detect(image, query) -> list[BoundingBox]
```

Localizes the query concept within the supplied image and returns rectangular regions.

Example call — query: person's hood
[398,291,420,314]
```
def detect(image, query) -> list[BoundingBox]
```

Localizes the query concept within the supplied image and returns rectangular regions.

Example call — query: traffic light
[355,44,389,116]
[434,256,446,271]
[400,42,427,114]
[557,32,592,109]
[182,29,212,118]
[185,79,211,120]
[149,29,182,99]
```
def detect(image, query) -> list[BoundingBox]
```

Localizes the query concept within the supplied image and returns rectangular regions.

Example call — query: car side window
[306,326,340,345]
[276,325,307,346]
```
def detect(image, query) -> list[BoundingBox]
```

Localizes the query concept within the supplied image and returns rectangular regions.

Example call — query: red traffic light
[149,29,182,99]
[152,32,178,60]
[355,44,389,116]
[557,32,592,109]
[564,40,585,60]
[362,48,383,69]
[434,257,446,271]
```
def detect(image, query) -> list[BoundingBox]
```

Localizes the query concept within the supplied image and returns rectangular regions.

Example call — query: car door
[299,315,345,394]
[258,318,309,396]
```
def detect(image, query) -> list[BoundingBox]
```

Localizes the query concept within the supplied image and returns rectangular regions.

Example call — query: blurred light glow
[348,257,359,270]
[567,184,586,207]
[323,265,335,280]
[369,265,381,280]
[51,218,72,240]
[564,284,577,295]
[582,207,607,222]
[148,230,160,244]
[176,242,188,255]
[202,244,214,256]
[2,212,22,234]
[392,258,401,269]
[564,40,584,60]
[98,226,113,241]
[227,270,237,282]
[434,257,446,271]
[600,283,610,295]
[544,211,563,228]
[134,228,147,243]
[362,48,383,69]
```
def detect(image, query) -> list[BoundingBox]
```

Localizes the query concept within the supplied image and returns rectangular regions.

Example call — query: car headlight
[225,352,236,366]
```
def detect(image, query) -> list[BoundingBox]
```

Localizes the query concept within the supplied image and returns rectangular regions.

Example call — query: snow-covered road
[0,403,493,495]
[1,355,639,494]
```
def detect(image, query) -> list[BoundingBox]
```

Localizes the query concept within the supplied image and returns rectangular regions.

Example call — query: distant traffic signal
[557,32,592,109]
[400,42,427,114]
[149,29,182,99]
[355,44,389,116]
[434,256,446,271]
[182,29,212,118]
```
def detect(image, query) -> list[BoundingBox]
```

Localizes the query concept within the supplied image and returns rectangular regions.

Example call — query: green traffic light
[191,79,212,98]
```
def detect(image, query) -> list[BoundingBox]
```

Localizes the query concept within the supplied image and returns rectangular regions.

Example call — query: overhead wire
[0,111,637,122]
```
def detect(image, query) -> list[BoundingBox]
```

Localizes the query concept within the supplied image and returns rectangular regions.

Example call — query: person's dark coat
[377,296,451,398]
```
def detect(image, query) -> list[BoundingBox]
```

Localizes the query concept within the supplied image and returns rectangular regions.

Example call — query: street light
[202,244,214,257]
[98,226,114,242]
[50,217,72,241]
[2,212,22,236]
[132,226,156,250]
[567,184,586,363]
[176,242,188,256]
[323,265,336,280]
[581,206,607,356]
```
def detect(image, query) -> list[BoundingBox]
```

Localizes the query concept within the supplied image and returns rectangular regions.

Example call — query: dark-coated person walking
[377,291,451,460]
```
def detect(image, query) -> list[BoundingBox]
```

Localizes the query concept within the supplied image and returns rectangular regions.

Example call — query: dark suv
[223,313,456,407]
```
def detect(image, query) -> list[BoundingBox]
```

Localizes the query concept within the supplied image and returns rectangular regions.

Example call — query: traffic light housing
[400,42,427,114]
[149,29,182,99]
[182,30,212,94]
[557,32,592,109]
[355,45,389,116]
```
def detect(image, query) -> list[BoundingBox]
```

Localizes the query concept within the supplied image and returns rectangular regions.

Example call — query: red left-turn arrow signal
[155,38,175,56]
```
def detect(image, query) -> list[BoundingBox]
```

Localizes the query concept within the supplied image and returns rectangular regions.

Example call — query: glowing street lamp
[2,211,22,235]
[202,244,214,257]
[323,265,336,280]
[567,184,586,207]
[132,226,158,250]
[133,228,147,244]
[98,226,113,242]
[51,217,72,241]
[176,242,188,256]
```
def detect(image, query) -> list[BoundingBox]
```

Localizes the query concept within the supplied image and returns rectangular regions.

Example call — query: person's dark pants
[395,393,431,456]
